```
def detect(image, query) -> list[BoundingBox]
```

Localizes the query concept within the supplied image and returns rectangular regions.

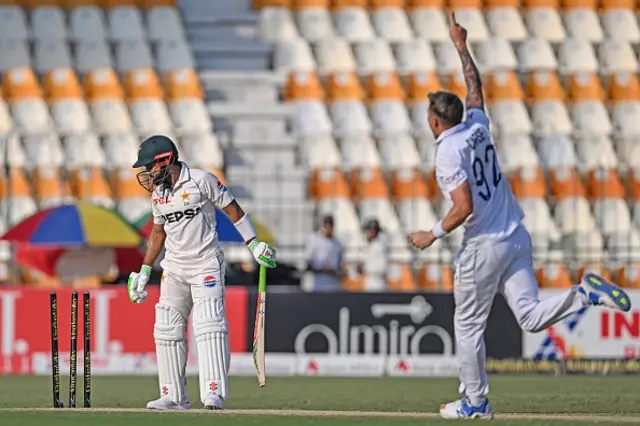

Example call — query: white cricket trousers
[454,224,587,402]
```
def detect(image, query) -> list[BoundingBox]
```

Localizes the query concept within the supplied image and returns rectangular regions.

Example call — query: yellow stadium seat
[526,71,565,103]
[623,170,640,202]
[0,167,32,198]
[292,0,329,10]
[600,0,633,8]
[24,0,63,7]
[308,169,351,199]
[70,167,113,199]
[510,166,548,199]
[607,73,640,102]
[61,0,101,7]
[424,169,439,202]
[164,68,204,101]
[524,0,558,7]
[445,73,467,101]
[331,0,366,11]
[549,166,587,200]
[586,168,625,200]
[43,68,83,103]
[342,264,365,291]
[417,264,454,291]
[567,72,604,102]
[486,71,524,102]
[407,0,444,7]
[32,168,72,201]
[110,168,148,199]
[124,68,164,101]
[0,0,22,5]
[537,264,573,288]
[350,168,390,199]
[253,0,290,9]
[406,71,441,103]
[366,71,405,102]
[137,0,174,7]
[326,71,365,103]
[617,264,640,288]
[577,263,612,283]
[449,0,481,7]
[84,68,125,102]
[2,68,43,103]
[102,0,137,7]
[370,0,404,8]
[485,0,519,6]
[388,264,417,291]
[390,169,430,200]
[561,0,596,8]
[284,71,325,101]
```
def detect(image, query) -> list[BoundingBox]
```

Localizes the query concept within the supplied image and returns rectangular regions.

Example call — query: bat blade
[253,265,267,387]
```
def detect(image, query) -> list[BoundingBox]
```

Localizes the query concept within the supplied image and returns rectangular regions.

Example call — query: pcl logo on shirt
[203,275,217,287]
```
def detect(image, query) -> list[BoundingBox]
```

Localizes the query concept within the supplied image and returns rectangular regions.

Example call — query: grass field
[1,375,639,425]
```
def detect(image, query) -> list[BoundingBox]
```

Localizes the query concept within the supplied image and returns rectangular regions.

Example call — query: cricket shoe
[439,396,493,420]
[203,393,223,410]
[580,272,631,312]
[146,395,192,410]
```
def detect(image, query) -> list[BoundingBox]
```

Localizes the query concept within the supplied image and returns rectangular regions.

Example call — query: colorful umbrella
[136,209,276,244]
[14,244,142,280]
[1,201,142,247]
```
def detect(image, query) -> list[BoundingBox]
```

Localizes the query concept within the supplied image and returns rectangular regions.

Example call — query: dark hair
[428,91,464,126]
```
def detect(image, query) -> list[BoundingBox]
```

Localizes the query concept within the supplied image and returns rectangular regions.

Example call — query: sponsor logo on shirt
[203,275,217,287]
[160,207,201,223]
[217,180,228,193]
[153,196,171,205]
[442,170,466,186]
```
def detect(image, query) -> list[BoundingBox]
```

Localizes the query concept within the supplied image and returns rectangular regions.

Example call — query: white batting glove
[127,265,151,304]
[248,240,277,268]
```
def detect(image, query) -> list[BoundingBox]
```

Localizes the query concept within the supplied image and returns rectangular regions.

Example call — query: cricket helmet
[133,135,179,192]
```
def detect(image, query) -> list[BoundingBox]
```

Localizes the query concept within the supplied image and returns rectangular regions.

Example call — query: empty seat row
[0,5,184,42]
[258,5,640,45]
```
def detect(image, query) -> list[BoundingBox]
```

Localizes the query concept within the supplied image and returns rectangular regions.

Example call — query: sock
[468,395,486,407]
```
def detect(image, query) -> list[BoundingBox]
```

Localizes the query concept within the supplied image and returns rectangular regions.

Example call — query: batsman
[127,135,277,410]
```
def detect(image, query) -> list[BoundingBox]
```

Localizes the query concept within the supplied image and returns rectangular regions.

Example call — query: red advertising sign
[0,286,248,374]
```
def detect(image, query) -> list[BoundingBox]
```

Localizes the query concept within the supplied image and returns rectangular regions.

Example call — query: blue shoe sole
[582,273,631,312]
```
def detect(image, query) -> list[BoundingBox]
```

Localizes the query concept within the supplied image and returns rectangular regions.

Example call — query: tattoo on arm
[457,44,484,111]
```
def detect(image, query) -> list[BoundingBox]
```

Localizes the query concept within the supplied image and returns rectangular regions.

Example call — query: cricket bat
[252,265,267,387]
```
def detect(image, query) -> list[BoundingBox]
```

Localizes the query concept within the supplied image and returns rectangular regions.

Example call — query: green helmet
[132,135,179,169]
[133,135,180,192]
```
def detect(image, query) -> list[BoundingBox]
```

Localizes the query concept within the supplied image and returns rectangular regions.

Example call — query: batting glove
[249,240,277,268]
[127,264,151,304]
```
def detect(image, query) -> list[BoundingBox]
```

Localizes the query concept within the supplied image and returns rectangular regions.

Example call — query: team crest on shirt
[203,275,217,287]
[181,191,190,205]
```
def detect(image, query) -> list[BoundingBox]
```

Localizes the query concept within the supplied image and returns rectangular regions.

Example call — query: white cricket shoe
[440,396,493,420]
[580,272,631,312]
[203,393,223,410]
[146,395,191,410]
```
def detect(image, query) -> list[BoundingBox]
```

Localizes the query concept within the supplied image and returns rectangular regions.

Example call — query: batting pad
[193,297,230,401]
[154,303,188,404]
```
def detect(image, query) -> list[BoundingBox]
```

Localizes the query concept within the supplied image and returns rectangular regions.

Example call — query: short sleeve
[465,108,490,129]
[201,173,235,209]
[436,146,468,193]
[151,198,165,225]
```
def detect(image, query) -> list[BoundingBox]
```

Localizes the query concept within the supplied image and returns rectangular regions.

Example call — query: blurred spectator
[303,215,343,292]
[358,219,389,292]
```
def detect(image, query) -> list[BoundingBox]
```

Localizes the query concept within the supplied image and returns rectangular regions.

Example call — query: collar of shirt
[435,122,467,145]
[172,162,191,191]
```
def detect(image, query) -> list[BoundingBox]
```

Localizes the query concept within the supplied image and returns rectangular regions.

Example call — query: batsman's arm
[143,223,166,267]
[222,200,257,246]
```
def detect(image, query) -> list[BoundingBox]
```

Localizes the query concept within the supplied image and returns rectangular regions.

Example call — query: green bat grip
[258,265,267,293]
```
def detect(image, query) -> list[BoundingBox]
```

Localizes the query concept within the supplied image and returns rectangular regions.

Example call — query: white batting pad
[154,303,188,404]
[192,297,230,401]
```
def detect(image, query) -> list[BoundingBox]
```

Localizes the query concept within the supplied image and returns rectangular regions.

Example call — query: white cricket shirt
[151,162,234,275]
[434,109,524,245]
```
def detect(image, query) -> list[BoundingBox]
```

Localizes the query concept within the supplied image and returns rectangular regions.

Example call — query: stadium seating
[0,0,639,290]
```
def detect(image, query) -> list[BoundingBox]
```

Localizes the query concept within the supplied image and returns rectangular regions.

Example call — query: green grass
[0,375,638,425]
